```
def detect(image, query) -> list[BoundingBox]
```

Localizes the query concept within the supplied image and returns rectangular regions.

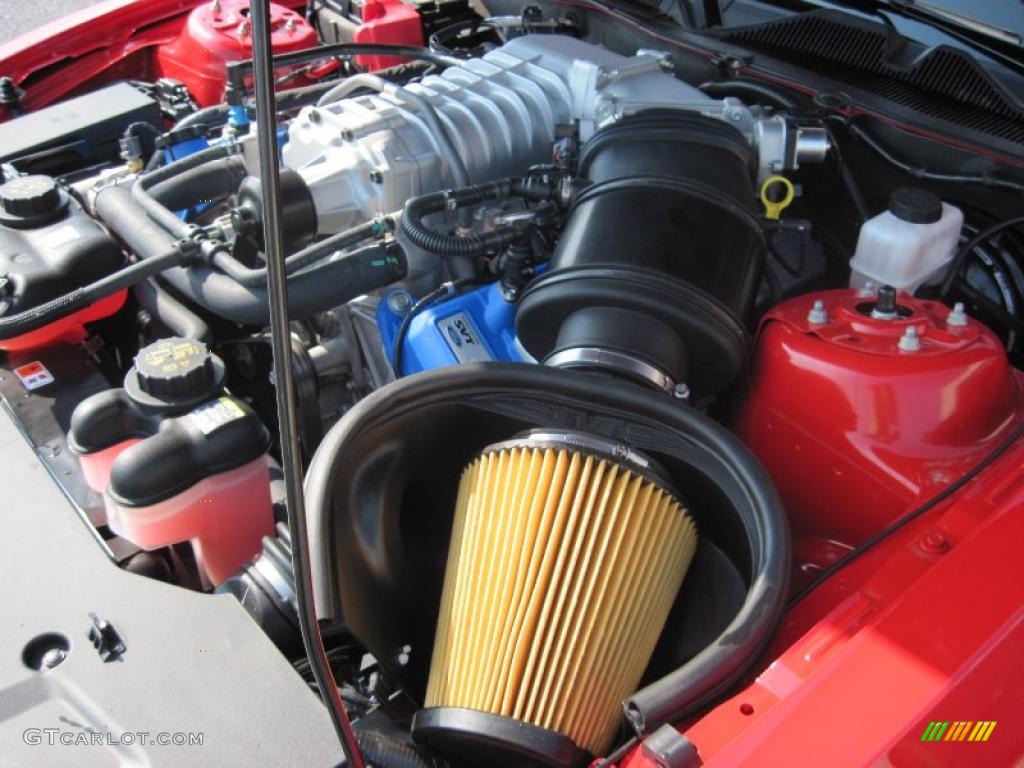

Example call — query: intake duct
[419,431,698,763]
[304,364,790,767]
[516,110,765,398]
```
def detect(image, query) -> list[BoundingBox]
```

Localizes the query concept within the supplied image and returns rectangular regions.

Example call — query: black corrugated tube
[400,178,556,258]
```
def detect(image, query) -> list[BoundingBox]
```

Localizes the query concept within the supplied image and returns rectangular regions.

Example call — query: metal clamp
[545,346,677,394]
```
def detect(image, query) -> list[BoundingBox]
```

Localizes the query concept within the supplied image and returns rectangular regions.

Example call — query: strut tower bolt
[807,299,828,325]
[898,325,922,352]
[871,284,899,320]
[947,302,968,327]
[857,280,878,298]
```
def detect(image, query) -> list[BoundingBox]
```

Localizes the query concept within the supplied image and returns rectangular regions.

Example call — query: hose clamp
[544,347,677,395]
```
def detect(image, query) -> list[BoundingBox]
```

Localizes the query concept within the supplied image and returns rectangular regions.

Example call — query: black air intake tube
[304,363,789,764]
[516,111,765,399]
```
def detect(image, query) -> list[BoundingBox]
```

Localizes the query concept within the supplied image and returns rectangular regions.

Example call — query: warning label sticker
[189,396,246,436]
[13,361,55,391]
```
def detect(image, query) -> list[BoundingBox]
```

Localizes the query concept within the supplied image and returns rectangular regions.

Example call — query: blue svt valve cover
[377,281,530,375]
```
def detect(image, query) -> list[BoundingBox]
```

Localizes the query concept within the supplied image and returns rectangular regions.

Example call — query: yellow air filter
[418,431,698,765]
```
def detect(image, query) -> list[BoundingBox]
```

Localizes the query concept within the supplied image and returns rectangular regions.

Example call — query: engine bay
[1,0,1023,765]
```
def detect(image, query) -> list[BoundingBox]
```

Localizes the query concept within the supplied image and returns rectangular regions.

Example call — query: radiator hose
[94,185,406,325]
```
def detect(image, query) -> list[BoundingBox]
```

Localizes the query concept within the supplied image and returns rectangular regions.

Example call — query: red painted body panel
[0,0,306,113]
[617,292,1024,766]
[155,0,317,106]
[668,435,1024,766]
[733,289,1024,588]
[2,6,1023,767]
[0,290,127,352]
[352,0,425,70]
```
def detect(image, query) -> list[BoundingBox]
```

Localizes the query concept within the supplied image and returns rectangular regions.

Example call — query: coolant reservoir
[849,187,963,293]
[69,338,274,586]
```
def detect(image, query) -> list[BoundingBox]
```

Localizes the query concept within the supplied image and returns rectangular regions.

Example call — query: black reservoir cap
[0,174,67,228]
[124,337,226,410]
[889,187,942,224]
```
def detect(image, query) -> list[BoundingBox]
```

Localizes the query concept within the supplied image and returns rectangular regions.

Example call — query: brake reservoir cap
[124,337,226,410]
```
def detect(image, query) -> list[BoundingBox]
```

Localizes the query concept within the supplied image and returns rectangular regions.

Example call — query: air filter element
[416,431,698,766]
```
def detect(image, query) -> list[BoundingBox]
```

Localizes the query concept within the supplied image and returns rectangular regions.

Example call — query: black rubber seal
[413,707,591,768]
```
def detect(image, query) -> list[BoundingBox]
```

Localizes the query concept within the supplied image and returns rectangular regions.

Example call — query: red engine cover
[155,0,317,106]
[732,289,1024,578]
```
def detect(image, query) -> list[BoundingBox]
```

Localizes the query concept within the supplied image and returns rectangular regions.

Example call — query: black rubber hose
[400,178,550,258]
[94,185,407,325]
[939,214,1024,300]
[354,731,443,768]
[174,104,232,132]
[0,246,188,340]
[144,148,165,172]
[147,155,247,211]
[134,278,212,342]
[210,216,394,288]
[133,143,243,239]
[833,117,1024,194]
[225,42,459,102]
[698,78,798,110]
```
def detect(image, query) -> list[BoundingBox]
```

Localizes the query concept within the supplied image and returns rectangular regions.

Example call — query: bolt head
[673,383,690,401]
[807,299,828,325]
[41,648,66,669]
[920,532,950,554]
[386,291,412,315]
[898,325,922,352]
[947,301,968,327]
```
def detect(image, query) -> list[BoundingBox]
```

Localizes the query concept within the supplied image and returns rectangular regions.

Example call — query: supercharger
[281,35,829,234]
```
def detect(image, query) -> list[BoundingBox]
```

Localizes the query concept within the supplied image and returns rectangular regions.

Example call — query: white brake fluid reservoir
[849,188,963,293]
